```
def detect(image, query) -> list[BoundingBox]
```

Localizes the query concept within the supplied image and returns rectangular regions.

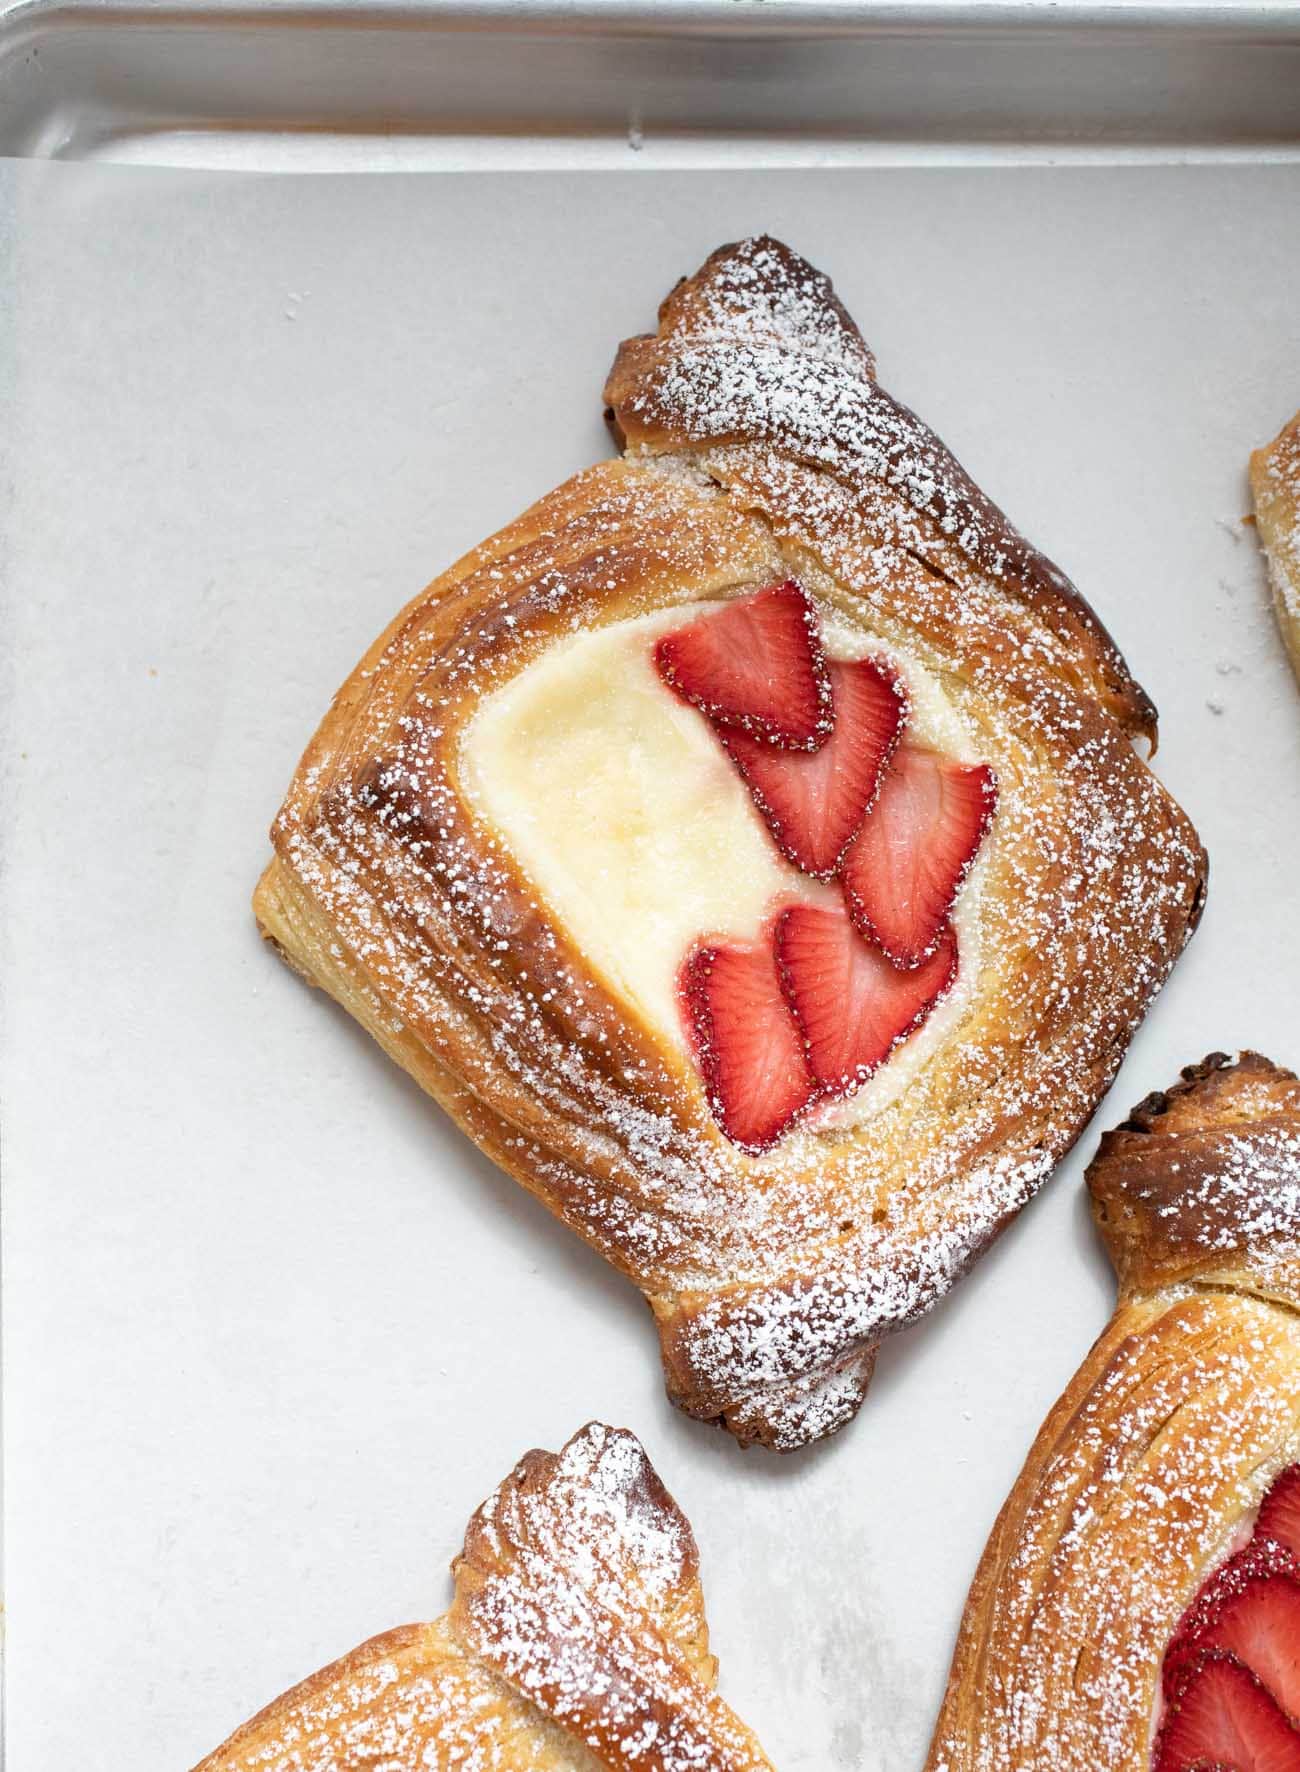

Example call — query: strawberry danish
[927,1052,1300,1772]
[254,237,1206,1449]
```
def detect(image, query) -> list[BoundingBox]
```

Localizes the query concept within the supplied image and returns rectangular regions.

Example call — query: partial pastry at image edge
[925,1050,1300,1772]
[1249,408,1300,685]
[192,1422,774,1772]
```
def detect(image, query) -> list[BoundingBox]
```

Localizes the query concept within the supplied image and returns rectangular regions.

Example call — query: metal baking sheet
[3,17,1300,1772]
[2,0,1300,168]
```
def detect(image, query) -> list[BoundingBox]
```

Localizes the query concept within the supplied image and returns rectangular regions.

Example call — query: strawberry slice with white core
[1258,1468,1300,1561]
[1156,1652,1300,1772]
[776,903,957,1099]
[682,927,817,1153]
[654,580,833,750]
[722,657,907,877]
[1164,1542,1300,1722]
[841,744,997,967]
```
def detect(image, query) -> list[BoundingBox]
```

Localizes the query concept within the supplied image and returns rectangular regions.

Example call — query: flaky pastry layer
[926,1052,1300,1772]
[194,1423,772,1772]
[1250,408,1300,685]
[255,237,1206,1448]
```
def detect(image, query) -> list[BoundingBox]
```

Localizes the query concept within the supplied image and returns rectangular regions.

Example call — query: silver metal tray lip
[4,0,1298,168]
[4,0,1300,41]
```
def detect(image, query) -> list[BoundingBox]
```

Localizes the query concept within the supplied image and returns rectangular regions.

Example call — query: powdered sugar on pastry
[255,237,1206,1448]
[460,605,803,1048]
[195,1424,773,1772]
[925,1053,1300,1772]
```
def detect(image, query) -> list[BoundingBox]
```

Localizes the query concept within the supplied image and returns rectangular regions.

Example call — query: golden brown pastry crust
[925,1052,1300,1772]
[255,236,1206,1449]
[193,1423,772,1772]
[1250,409,1300,684]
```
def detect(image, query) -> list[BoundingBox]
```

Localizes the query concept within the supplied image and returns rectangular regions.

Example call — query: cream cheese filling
[459,601,987,1139]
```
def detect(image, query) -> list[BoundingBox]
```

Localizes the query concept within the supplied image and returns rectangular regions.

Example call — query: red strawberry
[682,926,816,1152]
[1164,1542,1300,1721]
[1156,1651,1300,1771]
[776,903,957,1099]
[1258,1468,1300,1560]
[721,657,907,878]
[841,745,996,967]
[654,580,833,750]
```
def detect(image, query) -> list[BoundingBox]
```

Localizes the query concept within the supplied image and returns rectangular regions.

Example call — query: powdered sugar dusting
[617,238,1104,628]
[468,1425,696,1622]
[197,1620,609,1771]
[928,1056,1300,1770]
[259,239,1204,1447]
[458,599,989,1139]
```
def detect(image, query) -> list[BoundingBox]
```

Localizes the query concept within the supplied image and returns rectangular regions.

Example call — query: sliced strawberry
[1258,1468,1300,1560]
[775,903,957,1099]
[654,580,833,750]
[682,926,816,1153]
[841,745,997,967]
[1164,1542,1300,1722]
[721,657,907,877]
[1211,1579,1300,1723]
[1156,1652,1300,1772]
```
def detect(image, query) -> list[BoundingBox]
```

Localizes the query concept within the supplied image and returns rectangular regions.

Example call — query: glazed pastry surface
[254,236,1206,1448]
[925,1052,1300,1772]
[1250,409,1300,684]
[194,1423,772,1772]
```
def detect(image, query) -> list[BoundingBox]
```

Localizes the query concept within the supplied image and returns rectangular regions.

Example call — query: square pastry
[255,238,1206,1449]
